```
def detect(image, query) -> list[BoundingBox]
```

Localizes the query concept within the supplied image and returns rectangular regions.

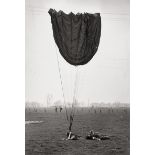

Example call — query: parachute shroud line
[55,47,69,122]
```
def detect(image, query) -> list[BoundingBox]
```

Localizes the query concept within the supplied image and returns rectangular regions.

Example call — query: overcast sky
[25,0,130,106]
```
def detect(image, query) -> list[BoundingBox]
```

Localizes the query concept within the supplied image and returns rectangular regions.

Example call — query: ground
[25,107,130,155]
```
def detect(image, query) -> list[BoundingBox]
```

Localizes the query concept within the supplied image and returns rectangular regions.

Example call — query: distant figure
[55,107,57,113]
[60,107,63,112]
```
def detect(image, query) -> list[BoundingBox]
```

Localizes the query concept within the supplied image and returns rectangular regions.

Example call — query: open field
[25,107,130,155]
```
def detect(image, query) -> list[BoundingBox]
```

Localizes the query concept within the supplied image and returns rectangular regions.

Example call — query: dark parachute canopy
[48,9,101,66]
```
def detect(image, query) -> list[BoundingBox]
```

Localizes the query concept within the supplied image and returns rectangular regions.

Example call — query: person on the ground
[86,130,110,140]
[66,131,78,140]
[86,130,100,140]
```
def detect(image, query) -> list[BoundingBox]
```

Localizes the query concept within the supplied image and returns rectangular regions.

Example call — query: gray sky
[25,0,130,106]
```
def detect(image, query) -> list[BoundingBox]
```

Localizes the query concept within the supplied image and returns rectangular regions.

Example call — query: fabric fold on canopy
[48,9,101,66]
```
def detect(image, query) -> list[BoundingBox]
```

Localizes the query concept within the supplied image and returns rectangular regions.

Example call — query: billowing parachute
[48,9,101,133]
[48,9,101,66]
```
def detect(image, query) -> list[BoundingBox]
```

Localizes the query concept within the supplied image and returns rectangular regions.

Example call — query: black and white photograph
[2,0,155,155]
[25,0,130,154]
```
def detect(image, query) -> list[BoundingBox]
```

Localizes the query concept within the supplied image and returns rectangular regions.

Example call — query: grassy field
[25,107,130,155]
